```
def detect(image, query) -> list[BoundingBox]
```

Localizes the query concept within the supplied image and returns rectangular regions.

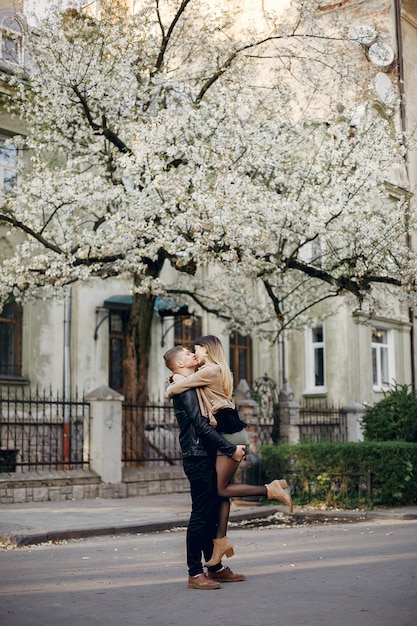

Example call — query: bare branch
[154,0,193,74]
[0,213,66,256]
[71,85,132,154]
[167,288,231,321]
[286,257,402,295]
[195,31,346,104]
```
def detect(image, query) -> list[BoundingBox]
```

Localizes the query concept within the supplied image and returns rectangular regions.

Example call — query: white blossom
[0,0,414,339]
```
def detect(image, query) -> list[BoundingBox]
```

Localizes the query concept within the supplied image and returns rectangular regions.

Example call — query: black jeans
[183,455,219,577]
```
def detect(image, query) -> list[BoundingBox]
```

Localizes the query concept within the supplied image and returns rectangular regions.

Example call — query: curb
[1,506,282,548]
[2,505,416,549]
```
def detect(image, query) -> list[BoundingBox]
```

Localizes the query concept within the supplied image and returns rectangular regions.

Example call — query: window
[299,236,323,268]
[0,301,22,378]
[305,325,325,391]
[229,331,252,387]
[372,326,393,390]
[0,14,24,66]
[174,316,201,351]
[311,237,323,267]
[0,136,17,193]
[108,310,129,393]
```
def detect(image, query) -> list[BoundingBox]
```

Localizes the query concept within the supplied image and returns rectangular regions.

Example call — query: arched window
[0,13,24,65]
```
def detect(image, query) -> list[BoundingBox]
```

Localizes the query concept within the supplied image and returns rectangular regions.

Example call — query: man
[164,345,247,590]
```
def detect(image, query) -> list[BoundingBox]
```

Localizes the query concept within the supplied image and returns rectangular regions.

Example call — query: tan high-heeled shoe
[265,479,293,513]
[204,536,234,568]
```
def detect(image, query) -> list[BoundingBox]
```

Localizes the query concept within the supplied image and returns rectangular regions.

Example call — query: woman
[165,335,292,567]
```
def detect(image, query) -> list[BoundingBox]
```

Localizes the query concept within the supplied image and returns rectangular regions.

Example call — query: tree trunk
[121,285,157,464]
[123,290,155,403]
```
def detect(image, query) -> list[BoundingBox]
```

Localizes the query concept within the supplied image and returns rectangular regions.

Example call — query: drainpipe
[63,287,72,465]
[278,330,286,391]
[393,0,415,391]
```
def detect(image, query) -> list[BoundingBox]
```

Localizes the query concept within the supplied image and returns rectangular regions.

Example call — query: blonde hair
[194,335,233,397]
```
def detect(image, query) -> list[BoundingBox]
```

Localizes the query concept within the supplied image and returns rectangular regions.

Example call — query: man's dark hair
[163,345,185,372]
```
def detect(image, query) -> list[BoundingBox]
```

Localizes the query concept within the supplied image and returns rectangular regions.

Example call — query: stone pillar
[342,401,365,442]
[234,379,259,453]
[85,385,124,484]
[234,379,263,488]
[278,380,300,444]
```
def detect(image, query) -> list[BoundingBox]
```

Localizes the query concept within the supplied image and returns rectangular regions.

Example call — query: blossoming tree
[0,0,414,401]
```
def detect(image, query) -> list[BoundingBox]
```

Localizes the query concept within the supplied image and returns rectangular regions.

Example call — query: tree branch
[71,85,132,154]
[263,278,284,322]
[166,288,231,320]
[154,0,193,74]
[195,31,346,104]
[286,257,402,295]
[0,212,66,256]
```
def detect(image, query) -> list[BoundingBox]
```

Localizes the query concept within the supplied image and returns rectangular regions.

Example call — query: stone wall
[0,466,189,504]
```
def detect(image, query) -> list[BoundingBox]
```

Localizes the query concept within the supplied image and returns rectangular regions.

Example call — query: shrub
[261,442,417,508]
[362,384,417,442]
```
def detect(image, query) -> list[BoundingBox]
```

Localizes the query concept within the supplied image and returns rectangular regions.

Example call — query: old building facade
[0,0,416,416]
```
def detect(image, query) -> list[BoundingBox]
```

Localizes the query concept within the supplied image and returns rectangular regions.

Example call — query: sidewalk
[0,493,416,549]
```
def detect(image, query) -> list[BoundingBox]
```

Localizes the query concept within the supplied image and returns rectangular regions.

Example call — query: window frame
[0,135,18,194]
[0,301,23,379]
[173,316,202,351]
[371,326,394,391]
[305,324,326,393]
[107,309,130,394]
[229,331,252,387]
[0,11,24,67]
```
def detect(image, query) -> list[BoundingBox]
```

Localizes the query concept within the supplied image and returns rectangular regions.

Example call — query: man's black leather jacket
[173,388,236,458]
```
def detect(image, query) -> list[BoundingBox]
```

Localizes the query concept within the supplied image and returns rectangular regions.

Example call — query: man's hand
[232,445,246,462]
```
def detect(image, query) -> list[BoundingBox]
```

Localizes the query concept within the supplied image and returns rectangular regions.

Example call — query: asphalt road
[1,518,416,626]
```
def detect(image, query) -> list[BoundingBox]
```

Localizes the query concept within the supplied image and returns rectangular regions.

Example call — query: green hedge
[261,442,417,508]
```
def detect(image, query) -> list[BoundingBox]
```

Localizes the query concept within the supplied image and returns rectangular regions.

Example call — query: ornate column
[278,380,300,444]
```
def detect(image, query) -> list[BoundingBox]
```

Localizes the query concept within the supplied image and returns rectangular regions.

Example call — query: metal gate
[0,387,90,472]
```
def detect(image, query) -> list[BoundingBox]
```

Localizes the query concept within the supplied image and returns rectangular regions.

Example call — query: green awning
[154,295,189,317]
[102,294,188,316]
[103,295,133,310]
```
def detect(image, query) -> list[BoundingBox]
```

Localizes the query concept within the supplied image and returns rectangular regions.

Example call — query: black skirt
[215,407,247,434]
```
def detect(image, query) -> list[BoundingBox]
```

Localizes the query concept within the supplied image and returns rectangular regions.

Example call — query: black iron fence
[287,470,372,509]
[0,384,349,473]
[0,387,90,472]
[255,405,347,446]
[122,400,182,466]
[251,374,349,445]
[121,399,348,466]
[299,406,347,443]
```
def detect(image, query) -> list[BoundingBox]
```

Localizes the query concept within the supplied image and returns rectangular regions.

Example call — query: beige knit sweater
[165,363,235,427]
